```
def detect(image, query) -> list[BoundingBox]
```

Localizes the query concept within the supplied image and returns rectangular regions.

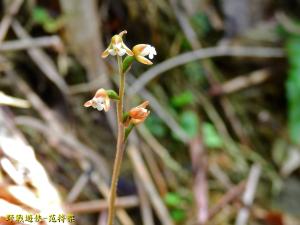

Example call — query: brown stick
[0,0,23,44]
[0,36,62,52]
[63,196,139,214]
[189,137,208,224]
[128,143,174,225]
[208,181,246,220]
[134,172,154,225]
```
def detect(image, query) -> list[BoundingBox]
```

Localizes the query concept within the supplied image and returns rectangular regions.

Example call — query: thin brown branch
[208,181,246,220]
[63,196,139,214]
[189,137,208,224]
[12,20,69,96]
[128,46,284,96]
[235,164,261,225]
[210,69,272,96]
[128,143,174,225]
[0,36,62,52]
[0,0,23,44]
[135,172,154,225]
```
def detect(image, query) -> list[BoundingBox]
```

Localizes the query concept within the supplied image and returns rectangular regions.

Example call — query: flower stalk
[107,55,125,225]
[83,30,155,225]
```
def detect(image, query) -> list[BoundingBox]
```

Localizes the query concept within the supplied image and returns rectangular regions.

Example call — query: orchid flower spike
[132,44,157,65]
[101,30,134,58]
[84,88,110,112]
[129,101,150,125]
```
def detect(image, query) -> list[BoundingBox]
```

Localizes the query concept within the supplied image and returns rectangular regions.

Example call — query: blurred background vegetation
[1,0,300,225]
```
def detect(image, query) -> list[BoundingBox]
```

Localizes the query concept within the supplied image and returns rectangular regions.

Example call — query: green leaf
[32,7,51,24]
[179,111,199,138]
[32,7,63,33]
[171,91,194,108]
[286,36,300,144]
[170,209,186,222]
[202,122,223,148]
[164,192,182,207]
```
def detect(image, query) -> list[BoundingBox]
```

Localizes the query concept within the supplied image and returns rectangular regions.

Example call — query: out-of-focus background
[0,0,300,225]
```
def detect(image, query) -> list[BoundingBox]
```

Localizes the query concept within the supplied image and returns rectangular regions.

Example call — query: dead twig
[235,164,261,225]
[169,0,200,49]
[0,0,24,44]
[12,20,69,96]
[67,166,93,203]
[0,91,30,108]
[189,137,208,224]
[128,143,174,225]
[63,196,139,213]
[0,36,62,52]
[208,181,246,220]
[137,125,189,181]
[134,172,154,225]
[210,69,272,96]
[141,144,168,196]
[128,46,284,96]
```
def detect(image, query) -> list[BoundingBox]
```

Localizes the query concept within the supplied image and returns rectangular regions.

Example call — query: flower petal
[95,88,107,98]
[138,100,149,108]
[108,49,116,56]
[84,100,93,107]
[136,55,153,65]
[118,48,126,56]
[122,43,134,56]
[104,95,110,112]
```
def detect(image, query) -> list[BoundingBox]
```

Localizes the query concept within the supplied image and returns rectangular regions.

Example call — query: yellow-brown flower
[101,30,133,58]
[129,101,150,125]
[84,88,110,112]
[132,44,157,65]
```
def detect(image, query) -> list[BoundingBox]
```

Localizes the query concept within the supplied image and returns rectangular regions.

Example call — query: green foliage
[179,110,200,139]
[145,114,167,138]
[164,192,187,222]
[170,209,186,222]
[202,122,223,148]
[286,36,300,145]
[184,62,205,84]
[171,91,194,108]
[164,192,182,207]
[191,11,211,37]
[32,7,63,33]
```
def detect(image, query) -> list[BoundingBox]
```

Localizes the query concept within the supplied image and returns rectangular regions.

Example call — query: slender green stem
[107,56,126,225]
